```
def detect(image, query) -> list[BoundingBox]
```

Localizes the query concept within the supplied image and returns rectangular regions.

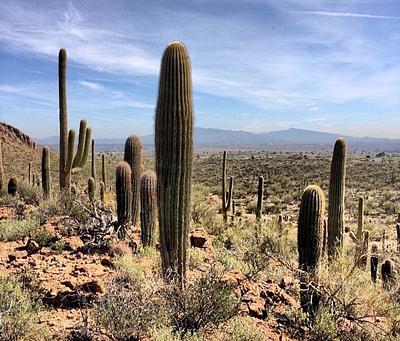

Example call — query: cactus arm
[64,129,75,173]
[72,119,87,168]
[75,127,91,169]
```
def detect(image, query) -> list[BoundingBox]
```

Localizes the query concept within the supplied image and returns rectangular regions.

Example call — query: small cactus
[327,138,347,259]
[88,177,95,201]
[155,41,193,281]
[140,170,157,247]
[8,177,17,195]
[41,147,51,199]
[256,176,264,220]
[357,197,364,241]
[116,162,132,228]
[381,259,395,290]
[124,135,143,227]
[28,162,32,185]
[91,139,96,180]
[298,185,325,314]
[101,154,106,188]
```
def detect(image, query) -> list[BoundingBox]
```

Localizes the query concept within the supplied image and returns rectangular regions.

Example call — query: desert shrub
[35,191,90,224]
[16,180,42,205]
[191,184,215,226]
[314,308,339,341]
[215,317,265,341]
[164,267,239,335]
[93,270,167,340]
[189,248,206,270]
[0,276,45,340]
[0,218,49,245]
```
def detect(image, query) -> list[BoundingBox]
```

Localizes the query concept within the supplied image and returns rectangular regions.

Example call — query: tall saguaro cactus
[327,138,347,259]
[298,185,325,314]
[58,48,91,190]
[256,176,264,220]
[91,139,96,180]
[222,151,233,223]
[41,147,51,199]
[357,197,364,241]
[0,140,4,192]
[140,170,157,247]
[116,162,132,227]
[124,135,143,226]
[155,41,193,281]
[101,154,106,188]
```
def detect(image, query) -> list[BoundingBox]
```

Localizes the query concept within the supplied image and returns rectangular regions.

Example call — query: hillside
[0,122,42,181]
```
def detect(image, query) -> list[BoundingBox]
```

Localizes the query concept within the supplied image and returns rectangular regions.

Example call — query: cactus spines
[0,140,4,192]
[99,181,105,204]
[101,154,106,188]
[381,259,395,290]
[140,170,157,247]
[116,162,132,228]
[41,147,51,199]
[91,139,96,180]
[155,41,193,281]
[58,48,91,190]
[222,151,233,223]
[327,138,347,259]
[88,177,95,201]
[8,177,17,196]
[124,135,143,226]
[256,176,264,220]
[357,197,364,241]
[298,185,325,314]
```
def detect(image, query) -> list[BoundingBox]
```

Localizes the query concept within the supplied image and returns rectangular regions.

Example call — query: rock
[78,280,104,294]
[110,241,132,257]
[64,236,84,251]
[26,239,41,255]
[61,280,76,290]
[100,258,114,268]
[248,299,267,319]
[7,254,16,262]
[190,228,209,248]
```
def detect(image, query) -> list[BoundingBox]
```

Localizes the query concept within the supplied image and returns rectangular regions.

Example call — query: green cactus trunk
[116,162,132,227]
[91,139,96,180]
[357,197,364,241]
[222,151,233,223]
[58,49,91,190]
[327,138,347,259]
[256,176,264,220]
[101,154,106,188]
[298,185,325,315]
[99,181,105,204]
[0,140,4,192]
[41,147,51,199]
[124,135,143,227]
[155,41,193,281]
[28,162,32,185]
[88,177,95,201]
[140,170,157,247]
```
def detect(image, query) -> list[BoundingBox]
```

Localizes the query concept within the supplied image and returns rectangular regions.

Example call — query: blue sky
[1,0,400,139]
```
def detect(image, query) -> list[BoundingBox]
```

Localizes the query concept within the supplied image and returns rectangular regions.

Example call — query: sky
[1,0,400,139]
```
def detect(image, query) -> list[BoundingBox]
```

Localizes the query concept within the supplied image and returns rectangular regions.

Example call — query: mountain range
[36,127,400,151]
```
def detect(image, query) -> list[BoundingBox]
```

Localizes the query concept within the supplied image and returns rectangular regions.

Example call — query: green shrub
[0,276,45,340]
[0,218,49,245]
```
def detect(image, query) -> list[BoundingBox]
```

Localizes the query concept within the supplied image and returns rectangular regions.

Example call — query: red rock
[190,228,209,248]
[110,241,131,257]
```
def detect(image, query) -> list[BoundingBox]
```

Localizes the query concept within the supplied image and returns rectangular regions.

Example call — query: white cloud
[294,11,400,20]
[79,81,104,91]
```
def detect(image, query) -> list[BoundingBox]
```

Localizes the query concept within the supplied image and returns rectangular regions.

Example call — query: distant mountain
[36,127,400,151]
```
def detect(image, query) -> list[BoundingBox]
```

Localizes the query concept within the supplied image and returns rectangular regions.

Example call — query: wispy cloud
[79,81,104,91]
[294,10,400,20]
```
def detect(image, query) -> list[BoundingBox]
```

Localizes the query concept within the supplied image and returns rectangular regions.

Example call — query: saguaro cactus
[140,170,157,247]
[0,140,4,192]
[298,185,325,314]
[8,177,17,195]
[99,181,105,204]
[101,154,106,188]
[222,151,233,223]
[91,139,96,180]
[41,147,51,199]
[88,177,95,201]
[28,162,32,185]
[381,259,395,290]
[357,197,364,241]
[155,41,193,281]
[370,245,378,283]
[124,135,143,226]
[116,162,132,227]
[58,49,91,190]
[327,138,347,259]
[256,176,264,220]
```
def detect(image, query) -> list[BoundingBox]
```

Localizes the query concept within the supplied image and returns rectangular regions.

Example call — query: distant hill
[37,127,400,151]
